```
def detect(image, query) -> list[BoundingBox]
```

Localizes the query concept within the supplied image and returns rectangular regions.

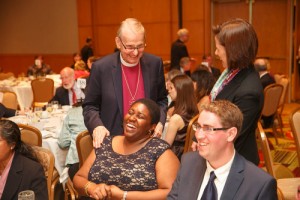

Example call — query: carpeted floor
[260,103,300,177]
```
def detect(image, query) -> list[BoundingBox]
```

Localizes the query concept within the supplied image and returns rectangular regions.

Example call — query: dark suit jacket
[260,73,275,89]
[0,103,16,118]
[167,152,277,200]
[216,67,264,165]
[1,153,48,200]
[83,52,168,136]
[50,86,70,105]
[170,39,189,70]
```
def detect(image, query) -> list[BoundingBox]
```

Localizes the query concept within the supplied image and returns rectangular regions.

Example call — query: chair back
[257,122,294,178]
[183,114,199,153]
[31,78,54,108]
[261,83,283,117]
[32,146,55,199]
[257,121,275,176]
[290,107,300,168]
[1,91,18,109]
[76,130,93,167]
[0,72,14,80]
[274,74,289,114]
[18,123,42,146]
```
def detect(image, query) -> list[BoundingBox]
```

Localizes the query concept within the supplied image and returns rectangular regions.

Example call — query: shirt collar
[120,54,139,67]
[206,150,235,183]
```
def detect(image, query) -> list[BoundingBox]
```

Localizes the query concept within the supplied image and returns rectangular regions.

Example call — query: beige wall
[0,0,78,54]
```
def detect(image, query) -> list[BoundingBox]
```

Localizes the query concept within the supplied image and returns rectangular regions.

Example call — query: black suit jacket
[260,73,275,89]
[216,67,264,165]
[0,103,16,118]
[1,153,48,200]
[50,86,70,105]
[170,39,189,70]
[167,152,277,200]
[83,52,168,136]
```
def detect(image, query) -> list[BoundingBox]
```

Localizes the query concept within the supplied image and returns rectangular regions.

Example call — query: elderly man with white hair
[50,67,85,106]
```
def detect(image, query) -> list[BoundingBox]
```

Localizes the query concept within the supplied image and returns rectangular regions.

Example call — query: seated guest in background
[191,69,216,109]
[179,57,191,76]
[167,100,277,200]
[74,60,90,79]
[165,69,183,110]
[0,103,25,118]
[254,58,276,128]
[27,55,53,77]
[74,98,179,200]
[57,101,87,180]
[164,75,198,159]
[254,58,275,89]
[70,52,82,69]
[0,120,48,199]
[50,67,85,106]
[201,54,221,80]
[87,56,99,72]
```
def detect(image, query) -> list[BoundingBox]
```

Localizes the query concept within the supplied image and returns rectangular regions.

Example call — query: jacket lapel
[111,55,123,117]
[220,153,245,200]
[140,57,150,98]
[216,68,253,100]
[2,154,23,200]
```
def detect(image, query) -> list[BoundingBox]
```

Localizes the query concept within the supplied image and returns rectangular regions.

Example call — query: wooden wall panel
[0,54,73,76]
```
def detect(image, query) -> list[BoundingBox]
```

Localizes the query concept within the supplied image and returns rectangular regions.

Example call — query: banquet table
[0,75,61,110]
[9,109,69,183]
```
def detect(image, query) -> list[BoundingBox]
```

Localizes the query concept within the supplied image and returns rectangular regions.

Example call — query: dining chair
[0,72,14,80]
[274,74,289,134]
[183,114,199,153]
[289,107,300,169]
[31,78,54,108]
[1,90,18,109]
[18,123,42,146]
[260,83,284,144]
[257,121,294,179]
[76,130,92,167]
[32,146,55,200]
[64,130,92,200]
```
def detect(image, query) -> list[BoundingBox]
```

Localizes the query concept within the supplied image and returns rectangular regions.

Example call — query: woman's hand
[109,185,124,200]
[87,183,112,200]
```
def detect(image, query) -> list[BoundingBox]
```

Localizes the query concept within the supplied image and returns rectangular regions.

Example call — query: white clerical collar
[120,54,139,67]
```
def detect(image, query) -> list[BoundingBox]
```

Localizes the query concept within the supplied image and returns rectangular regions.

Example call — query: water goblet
[18,190,35,200]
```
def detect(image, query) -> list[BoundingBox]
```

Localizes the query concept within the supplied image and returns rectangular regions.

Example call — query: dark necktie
[201,171,218,200]
[71,88,77,105]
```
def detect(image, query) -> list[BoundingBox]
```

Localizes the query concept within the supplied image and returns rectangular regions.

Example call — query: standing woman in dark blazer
[192,19,263,165]
[0,120,48,200]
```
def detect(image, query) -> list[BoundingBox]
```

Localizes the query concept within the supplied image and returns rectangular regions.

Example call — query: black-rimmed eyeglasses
[192,123,230,133]
[118,37,146,52]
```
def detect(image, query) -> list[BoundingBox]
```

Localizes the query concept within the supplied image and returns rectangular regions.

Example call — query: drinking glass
[51,101,59,112]
[18,190,35,200]
[34,107,43,119]
[46,103,53,114]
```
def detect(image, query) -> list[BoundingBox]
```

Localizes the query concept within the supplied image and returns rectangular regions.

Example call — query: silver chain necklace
[121,64,141,105]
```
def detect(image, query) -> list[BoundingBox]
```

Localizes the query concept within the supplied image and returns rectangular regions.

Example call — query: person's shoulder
[142,52,161,60]
[236,153,275,181]
[15,153,43,171]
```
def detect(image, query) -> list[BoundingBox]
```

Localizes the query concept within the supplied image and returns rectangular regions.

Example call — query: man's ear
[115,37,121,49]
[227,127,237,142]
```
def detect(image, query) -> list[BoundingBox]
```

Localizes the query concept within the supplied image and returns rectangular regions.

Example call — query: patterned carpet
[261,103,300,177]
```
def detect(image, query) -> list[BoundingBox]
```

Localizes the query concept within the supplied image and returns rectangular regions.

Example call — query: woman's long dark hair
[171,75,198,121]
[0,120,39,163]
[191,69,216,102]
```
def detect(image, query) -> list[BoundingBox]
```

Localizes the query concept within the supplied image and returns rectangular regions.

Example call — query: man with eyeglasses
[83,18,168,148]
[168,100,277,200]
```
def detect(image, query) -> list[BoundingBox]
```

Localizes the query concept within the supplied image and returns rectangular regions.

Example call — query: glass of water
[18,190,35,200]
